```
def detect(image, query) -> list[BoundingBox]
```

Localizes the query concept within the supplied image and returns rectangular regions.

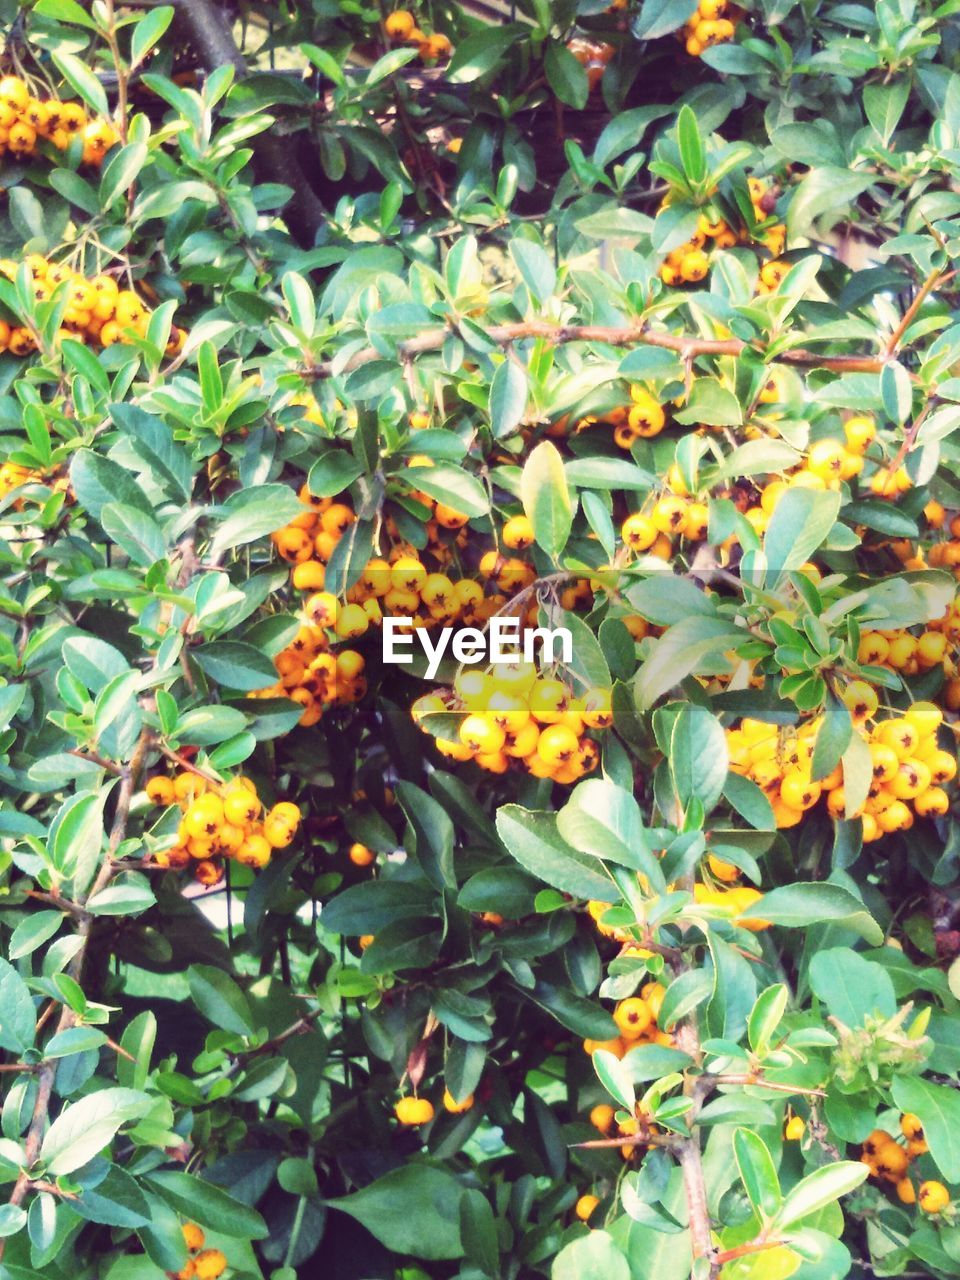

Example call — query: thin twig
[306,320,893,382]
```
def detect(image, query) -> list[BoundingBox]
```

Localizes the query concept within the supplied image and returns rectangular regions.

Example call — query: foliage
[2,2,960,1279]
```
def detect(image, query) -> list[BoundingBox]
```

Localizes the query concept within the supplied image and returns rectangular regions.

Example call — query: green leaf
[670,704,728,815]
[674,379,742,427]
[635,616,745,709]
[863,79,910,145]
[109,404,193,502]
[210,485,305,555]
[35,0,97,27]
[328,1165,464,1260]
[99,143,147,209]
[544,42,589,110]
[740,883,882,944]
[395,781,456,891]
[891,1076,960,1182]
[676,105,706,186]
[145,1171,268,1238]
[101,504,165,568]
[86,879,157,916]
[71,451,154,521]
[632,0,699,40]
[446,27,520,83]
[723,773,775,831]
[841,730,872,820]
[8,912,61,962]
[786,168,875,239]
[553,1231,631,1280]
[367,303,434,356]
[763,488,842,584]
[733,1128,782,1220]
[71,1164,151,1229]
[658,969,714,1031]
[459,1190,499,1280]
[496,807,618,900]
[520,441,573,561]
[118,1010,156,1091]
[131,5,175,65]
[808,948,896,1028]
[811,692,852,782]
[489,358,528,438]
[0,1205,26,1237]
[187,965,254,1036]
[40,1089,150,1175]
[192,642,279,692]
[510,239,557,304]
[593,1048,636,1110]
[51,50,109,116]
[307,450,364,498]
[401,465,489,518]
[558,779,663,884]
[281,270,315,336]
[747,984,789,1056]
[882,361,915,429]
[0,958,36,1054]
[775,1162,869,1229]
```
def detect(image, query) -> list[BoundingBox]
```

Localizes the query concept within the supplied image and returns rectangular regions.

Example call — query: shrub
[1,1,960,1278]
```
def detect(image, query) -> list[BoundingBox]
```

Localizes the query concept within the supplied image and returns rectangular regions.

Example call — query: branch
[306,320,892,381]
[884,266,956,358]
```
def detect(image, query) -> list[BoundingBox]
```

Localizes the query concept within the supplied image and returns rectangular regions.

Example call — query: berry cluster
[0,75,119,164]
[412,662,610,783]
[271,480,538,647]
[727,700,956,835]
[0,256,185,354]
[860,1118,953,1214]
[622,413,876,562]
[250,616,365,727]
[175,1223,226,1280]
[383,10,454,62]
[146,772,301,883]
[681,0,744,57]
[561,384,667,452]
[658,179,786,289]
[0,461,70,504]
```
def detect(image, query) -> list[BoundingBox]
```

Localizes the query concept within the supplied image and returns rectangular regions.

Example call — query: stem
[884,266,955,358]
[307,320,893,382]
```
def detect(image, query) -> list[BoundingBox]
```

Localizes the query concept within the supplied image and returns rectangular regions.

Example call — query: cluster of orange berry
[638,415,874,557]
[658,179,785,289]
[146,771,301,883]
[383,9,453,62]
[728,699,956,835]
[622,491,709,556]
[0,75,118,165]
[582,987,674,1161]
[561,384,667,452]
[681,0,744,56]
[0,257,185,354]
[412,663,610,783]
[861,1118,951,1212]
[394,1085,474,1127]
[858,616,960,682]
[250,619,365,727]
[174,1223,226,1280]
[692,878,769,928]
